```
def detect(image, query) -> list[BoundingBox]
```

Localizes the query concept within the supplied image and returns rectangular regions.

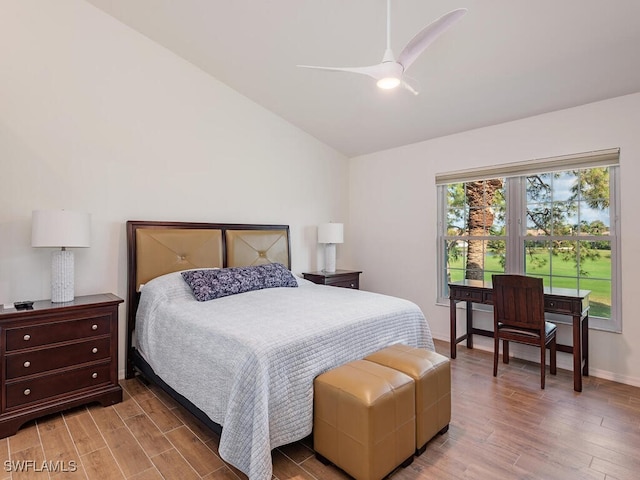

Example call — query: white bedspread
[136,272,434,479]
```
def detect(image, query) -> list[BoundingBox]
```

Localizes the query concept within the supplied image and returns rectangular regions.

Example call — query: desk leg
[572,314,583,392]
[583,314,589,376]
[450,298,457,359]
[466,301,474,350]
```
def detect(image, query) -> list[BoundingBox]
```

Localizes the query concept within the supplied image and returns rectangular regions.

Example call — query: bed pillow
[181,263,298,301]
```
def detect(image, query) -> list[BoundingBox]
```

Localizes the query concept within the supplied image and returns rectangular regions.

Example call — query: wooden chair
[492,274,557,389]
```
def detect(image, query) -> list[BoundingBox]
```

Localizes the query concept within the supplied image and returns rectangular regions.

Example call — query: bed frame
[125,220,291,432]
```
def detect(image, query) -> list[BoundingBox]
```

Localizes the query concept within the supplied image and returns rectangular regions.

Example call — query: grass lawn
[448,249,611,318]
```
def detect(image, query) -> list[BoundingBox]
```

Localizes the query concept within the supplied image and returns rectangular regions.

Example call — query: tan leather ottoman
[365,344,451,455]
[313,359,415,480]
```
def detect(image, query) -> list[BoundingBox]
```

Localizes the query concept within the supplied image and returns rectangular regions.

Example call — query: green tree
[526,168,609,275]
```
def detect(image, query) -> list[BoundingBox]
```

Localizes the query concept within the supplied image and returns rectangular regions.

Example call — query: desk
[448,279,590,392]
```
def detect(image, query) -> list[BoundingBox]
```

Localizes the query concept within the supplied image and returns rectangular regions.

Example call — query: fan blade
[397,8,467,71]
[297,63,389,80]
[401,78,420,96]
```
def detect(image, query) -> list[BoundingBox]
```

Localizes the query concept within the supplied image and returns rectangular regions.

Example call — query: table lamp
[318,223,343,273]
[32,210,91,303]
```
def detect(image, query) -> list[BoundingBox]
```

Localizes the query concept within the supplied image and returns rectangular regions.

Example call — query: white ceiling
[84,0,640,157]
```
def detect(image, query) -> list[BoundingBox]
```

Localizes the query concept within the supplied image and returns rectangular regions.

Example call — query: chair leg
[503,340,510,364]
[493,334,499,377]
[550,337,557,375]
[540,340,546,389]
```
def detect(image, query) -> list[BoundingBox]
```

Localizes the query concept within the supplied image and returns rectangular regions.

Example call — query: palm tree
[464,179,503,280]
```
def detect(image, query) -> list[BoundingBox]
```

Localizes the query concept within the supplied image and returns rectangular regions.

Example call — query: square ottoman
[365,344,451,455]
[314,359,415,480]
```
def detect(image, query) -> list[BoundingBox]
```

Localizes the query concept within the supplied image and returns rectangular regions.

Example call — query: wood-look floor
[1,340,639,479]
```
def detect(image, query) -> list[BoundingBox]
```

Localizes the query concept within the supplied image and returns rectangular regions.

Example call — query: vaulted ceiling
[85,0,640,157]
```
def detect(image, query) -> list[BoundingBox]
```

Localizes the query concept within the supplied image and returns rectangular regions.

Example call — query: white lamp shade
[318,223,344,244]
[32,210,91,248]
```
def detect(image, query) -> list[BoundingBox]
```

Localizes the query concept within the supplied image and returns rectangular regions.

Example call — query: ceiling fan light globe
[377,77,401,89]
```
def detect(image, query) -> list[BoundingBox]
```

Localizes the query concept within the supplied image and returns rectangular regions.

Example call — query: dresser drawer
[5,337,111,379]
[5,315,111,352]
[5,362,112,409]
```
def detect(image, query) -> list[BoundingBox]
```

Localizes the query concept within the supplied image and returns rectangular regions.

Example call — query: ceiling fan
[297,0,467,95]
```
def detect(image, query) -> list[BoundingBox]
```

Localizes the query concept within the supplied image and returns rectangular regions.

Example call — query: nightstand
[302,270,362,289]
[0,293,123,438]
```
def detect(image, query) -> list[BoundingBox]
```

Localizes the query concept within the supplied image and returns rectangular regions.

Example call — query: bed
[126,220,434,479]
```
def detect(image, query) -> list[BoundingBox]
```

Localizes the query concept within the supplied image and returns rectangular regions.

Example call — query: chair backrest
[492,275,545,332]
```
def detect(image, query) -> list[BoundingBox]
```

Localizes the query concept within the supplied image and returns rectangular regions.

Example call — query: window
[437,149,621,332]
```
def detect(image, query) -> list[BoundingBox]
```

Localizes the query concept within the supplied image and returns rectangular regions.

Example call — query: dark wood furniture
[302,270,362,289]
[449,279,590,392]
[0,293,123,437]
[492,275,557,389]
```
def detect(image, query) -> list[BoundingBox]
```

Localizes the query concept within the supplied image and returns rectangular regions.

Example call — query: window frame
[437,152,621,333]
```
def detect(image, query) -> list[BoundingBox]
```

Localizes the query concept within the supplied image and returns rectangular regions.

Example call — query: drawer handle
[92,372,98,379]
[92,347,98,354]
[91,324,98,331]
[465,292,470,297]
[549,302,555,307]
[23,389,31,396]
[23,361,31,368]
[23,334,31,341]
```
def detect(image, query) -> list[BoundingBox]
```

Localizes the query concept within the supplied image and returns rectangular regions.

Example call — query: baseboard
[433,333,640,388]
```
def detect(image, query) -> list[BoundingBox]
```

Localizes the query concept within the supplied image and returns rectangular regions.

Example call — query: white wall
[0,0,348,376]
[349,93,640,386]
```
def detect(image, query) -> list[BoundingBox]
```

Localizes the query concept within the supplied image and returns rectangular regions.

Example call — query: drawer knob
[549,302,555,307]
[91,324,98,331]
[350,283,355,288]
[23,334,31,341]
[92,372,98,379]
[23,389,31,396]
[92,347,98,354]
[23,361,31,368]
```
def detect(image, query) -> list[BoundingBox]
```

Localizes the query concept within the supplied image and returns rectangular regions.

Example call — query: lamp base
[323,243,337,273]
[51,249,74,303]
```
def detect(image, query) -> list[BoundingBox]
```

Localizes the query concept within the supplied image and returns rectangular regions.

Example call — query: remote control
[14,301,34,310]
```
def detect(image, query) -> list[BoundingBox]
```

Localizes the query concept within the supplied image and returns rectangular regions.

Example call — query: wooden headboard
[125,220,291,377]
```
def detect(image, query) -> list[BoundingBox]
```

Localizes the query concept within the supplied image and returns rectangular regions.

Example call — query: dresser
[0,293,123,437]
[302,270,362,289]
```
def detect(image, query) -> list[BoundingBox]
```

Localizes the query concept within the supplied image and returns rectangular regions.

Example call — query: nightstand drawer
[5,315,111,352]
[302,270,362,290]
[5,362,112,409]
[328,278,359,289]
[6,337,111,379]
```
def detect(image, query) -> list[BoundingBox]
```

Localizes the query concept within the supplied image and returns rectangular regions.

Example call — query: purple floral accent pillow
[181,263,297,301]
